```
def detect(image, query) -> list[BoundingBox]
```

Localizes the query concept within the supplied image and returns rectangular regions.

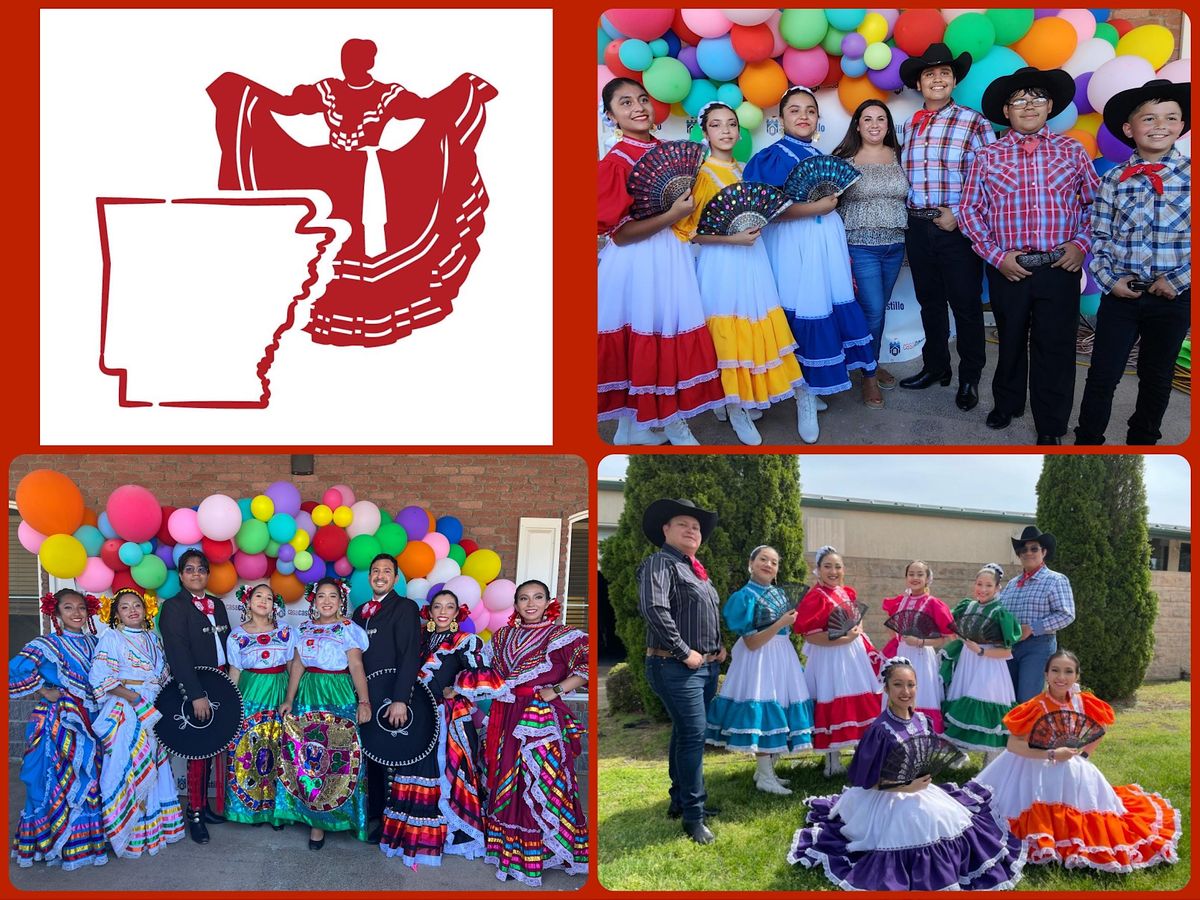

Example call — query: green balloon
[732,128,753,164]
[642,56,692,104]
[736,100,764,132]
[1094,23,1119,49]
[944,12,996,63]
[131,555,167,590]
[375,522,408,556]
[822,27,847,56]
[265,539,281,559]
[236,518,269,554]
[347,534,382,571]
[985,9,1035,47]
[294,550,313,571]
[779,9,829,50]
[448,544,467,566]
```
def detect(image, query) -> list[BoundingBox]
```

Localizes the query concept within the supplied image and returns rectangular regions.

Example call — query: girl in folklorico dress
[225,583,292,829]
[455,579,588,886]
[705,545,813,794]
[743,86,880,443]
[380,589,487,867]
[793,546,882,776]
[789,657,1026,890]
[977,649,1180,872]
[940,564,1022,765]
[597,77,724,447]
[880,560,954,733]
[673,102,805,446]
[276,577,372,849]
[9,589,107,870]
[89,588,185,858]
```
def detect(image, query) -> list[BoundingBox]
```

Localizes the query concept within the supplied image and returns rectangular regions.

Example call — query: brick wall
[1113,8,1186,62]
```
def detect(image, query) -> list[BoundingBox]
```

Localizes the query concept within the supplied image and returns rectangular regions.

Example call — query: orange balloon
[207,561,238,595]
[1061,128,1099,158]
[397,541,436,579]
[16,469,85,536]
[738,58,789,109]
[425,509,436,531]
[271,570,306,604]
[1011,18,1078,69]
[81,507,99,527]
[837,74,888,115]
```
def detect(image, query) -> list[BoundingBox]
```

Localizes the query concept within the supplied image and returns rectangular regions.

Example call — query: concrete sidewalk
[601,333,1190,446]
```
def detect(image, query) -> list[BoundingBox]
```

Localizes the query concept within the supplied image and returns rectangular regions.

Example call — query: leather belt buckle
[1015,248,1064,270]
[908,207,942,221]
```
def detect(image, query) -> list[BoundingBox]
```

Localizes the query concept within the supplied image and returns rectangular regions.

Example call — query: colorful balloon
[77,557,116,593]
[1012,17,1077,69]
[345,501,381,539]
[131,555,168,590]
[730,23,775,63]
[264,481,302,517]
[857,12,889,44]
[735,100,764,131]
[782,46,830,90]
[196,493,242,541]
[428,556,461,586]
[233,551,269,580]
[346,534,383,570]
[16,470,85,537]
[40,534,88,579]
[826,10,867,33]
[18,521,47,555]
[167,507,203,545]
[236,518,270,555]
[444,575,483,612]
[482,578,517,612]
[605,9,674,42]
[461,549,502,587]
[271,570,306,604]
[618,38,654,72]
[395,506,430,542]
[984,9,1034,47]
[696,35,745,82]
[73,524,104,557]
[893,9,946,57]
[944,12,996,62]
[1116,25,1175,70]
[106,485,163,543]
[779,9,828,50]
[1088,55,1157,113]
[681,9,733,40]
[738,58,788,108]
[397,541,436,580]
[332,505,353,528]
[406,577,432,603]
[250,494,274,522]
[267,513,298,543]
[1064,37,1116,78]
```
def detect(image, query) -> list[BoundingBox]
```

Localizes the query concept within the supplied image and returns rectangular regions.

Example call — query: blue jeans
[1008,633,1057,704]
[849,242,905,364]
[644,656,719,823]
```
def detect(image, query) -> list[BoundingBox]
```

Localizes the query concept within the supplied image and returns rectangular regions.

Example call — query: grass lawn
[598,680,1190,891]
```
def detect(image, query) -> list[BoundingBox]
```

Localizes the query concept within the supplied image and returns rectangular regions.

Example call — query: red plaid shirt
[958,127,1100,270]
[900,101,995,214]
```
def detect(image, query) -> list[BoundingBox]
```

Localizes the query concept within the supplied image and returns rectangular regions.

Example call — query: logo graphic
[889,340,901,357]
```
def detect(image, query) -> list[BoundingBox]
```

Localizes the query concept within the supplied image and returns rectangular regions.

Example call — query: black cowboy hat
[1011,525,1056,562]
[642,498,717,548]
[899,42,972,90]
[1102,79,1190,148]
[981,67,1075,127]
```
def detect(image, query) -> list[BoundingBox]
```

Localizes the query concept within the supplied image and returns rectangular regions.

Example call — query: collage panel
[7,454,590,890]
[596,7,1191,447]
[595,452,1190,891]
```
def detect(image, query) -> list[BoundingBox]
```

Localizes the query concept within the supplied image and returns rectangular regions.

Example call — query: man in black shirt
[637,498,725,844]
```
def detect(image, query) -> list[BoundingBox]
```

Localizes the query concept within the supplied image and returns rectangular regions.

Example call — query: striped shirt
[1089,147,1191,294]
[637,544,722,660]
[999,565,1076,637]
[900,101,995,214]
[958,127,1100,269]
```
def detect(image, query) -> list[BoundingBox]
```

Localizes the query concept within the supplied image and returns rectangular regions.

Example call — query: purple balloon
[678,45,704,79]
[1096,123,1130,162]
[1074,72,1094,115]
[294,510,316,538]
[1034,9,1060,18]
[459,616,477,634]
[841,33,867,59]
[264,481,302,517]
[295,556,326,582]
[155,544,176,566]
[395,506,429,541]
[427,582,445,602]
[277,543,296,563]
[867,50,906,92]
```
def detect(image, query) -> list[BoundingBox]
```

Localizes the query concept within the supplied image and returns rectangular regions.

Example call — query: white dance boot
[727,405,762,445]
[662,419,700,446]
[754,756,792,795]
[823,750,846,777]
[794,386,820,443]
[613,416,668,446]
[771,753,790,785]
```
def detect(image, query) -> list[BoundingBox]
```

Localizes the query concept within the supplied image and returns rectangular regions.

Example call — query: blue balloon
[841,55,869,78]
[140,540,154,553]
[1093,157,1119,176]
[267,513,297,543]
[1090,9,1110,24]
[276,560,296,576]
[73,525,105,557]
[618,38,654,72]
[649,38,669,58]
[599,14,624,41]
[661,29,681,58]
[826,9,866,32]
[97,512,117,540]
[158,570,180,600]
[695,35,745,82]
[460,616,477,634]
[597,27,609,65]
[716,82,743,108]
[1047,101,1078,134]
[172,542,201,564]
[435,516,464,545]
[155,544,175,566]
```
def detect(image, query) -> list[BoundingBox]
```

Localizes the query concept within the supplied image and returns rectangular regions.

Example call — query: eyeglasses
[182,565,209,574]
[1008,97,1050,109]
[1018,546,1044,555]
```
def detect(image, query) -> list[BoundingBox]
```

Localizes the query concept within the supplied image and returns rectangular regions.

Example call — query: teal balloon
[1080,292,1101,316]
[348,570,373,607]
[682,78,718,117]
[649,38,669,58]
[375,522,408,556]
[944,12,996,63]
[618,38,654,72]
[822,27,848,56]
[642,56,692,104]
[131,555,167,590]
[953,46,1025,115]
[119,542,144,566]
[74,525,104,557]
[347,534,382,571]
[597,28,609,64]
[235,518,269,554]
[267,513,297,543]
[236,497,254,521]
[826,10,866,33]
[159,570,180,600]
[716,82,743,108]
[779,9,828,49]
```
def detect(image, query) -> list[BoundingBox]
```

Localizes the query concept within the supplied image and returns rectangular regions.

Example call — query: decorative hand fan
[884,609,945,640]
[696,182,792,235]
[783,156,862,202]
[827,600,868,639]
[878,733,963,789]
[1027,710,1107,751]
[952,611,1006,645]
[627,140,706,220]
[750,584,795,632]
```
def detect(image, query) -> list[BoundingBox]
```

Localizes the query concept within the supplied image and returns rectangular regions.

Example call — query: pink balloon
[490,608,516,631]
[782,46,830,88]
[468,602,490,628]
[605,9,674,42]
[1088,55,1156,112]
[196,493,242,541]
[334,556,353,577]
[444,574,482,611]
[423,532,450,560]
[722,9,775,27]
[1158,58,1191,84]
[482,578,517,612]
[106,484,163,542]
[295,510,316,538]
[77,557,116,593]
[167,507,203,545]
[597,64,616,102]
[681,9,733,39]
[233,551,268,580]
[18,521,47,554]
[321,488,343,508]
[1058,9,1096,45]
[766,11,786,58]
[329,484,356,507]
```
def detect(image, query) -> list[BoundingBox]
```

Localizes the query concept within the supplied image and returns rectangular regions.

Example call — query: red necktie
[1119,162,1166,195]
[193,595,214,615]
[361,599,381,619]
[912,108,936,136]
[690,557,709,581]
[1020,135,1041,155]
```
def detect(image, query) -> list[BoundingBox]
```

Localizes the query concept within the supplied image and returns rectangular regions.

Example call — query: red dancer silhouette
[208,39,495,347]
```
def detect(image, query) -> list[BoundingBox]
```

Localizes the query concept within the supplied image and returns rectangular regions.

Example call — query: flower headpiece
[879,655,914,684]
[100,588,158,626]
[236,583,285,622]
[39,590,100,635]
[419,601,470,624]
[508,597,563,627]
[304,579,350,619]
[980,562,1005,581]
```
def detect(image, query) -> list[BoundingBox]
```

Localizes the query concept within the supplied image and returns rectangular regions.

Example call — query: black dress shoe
[955,382,979,411]
[683,820,715,844]
[271,824,285,831]
[1036,434,1063,445]
[985,409,1013,430]
[201,805,226,824]
[186,809,210,844]
[308,836,325,851]
[899,369,952,390]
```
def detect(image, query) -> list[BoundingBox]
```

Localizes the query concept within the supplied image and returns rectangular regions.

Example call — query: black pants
[366,758,388,821]
[987,265,1080,437]
[905,217,985,383]
[1075,289,1191,445]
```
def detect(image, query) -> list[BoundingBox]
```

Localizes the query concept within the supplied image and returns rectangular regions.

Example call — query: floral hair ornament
[40,590,101,635]
[509,597,562,627]
[880,655,915,685]
[236,583,285,622]
[420,599,470,633]
[980,562,1005,581]
[813,544,840,574]
[103,587,158,625]
[304,579,350,619]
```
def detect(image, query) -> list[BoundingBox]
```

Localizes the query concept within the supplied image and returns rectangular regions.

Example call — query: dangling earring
[240,605,250,623]
[49,614,63,636]
[449,620,459,633]
[425,618,437,633]
[309,605,320,622]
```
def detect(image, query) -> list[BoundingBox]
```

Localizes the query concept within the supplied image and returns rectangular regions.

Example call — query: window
[9,508,43,656]
[1179,542,1191,573]
[1149,537,1170,571]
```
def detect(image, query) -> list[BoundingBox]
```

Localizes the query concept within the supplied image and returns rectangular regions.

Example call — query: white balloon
[1064,37,1116,79]
[406,577,431,603]
[722,9,775,27]
[427,557,461,585]
[345,500,381,539]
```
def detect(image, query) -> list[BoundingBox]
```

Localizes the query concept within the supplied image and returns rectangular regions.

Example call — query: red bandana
[1118,162,1166,195]
[1020,135,1042,155]
[690,557,709,581]
[912,108,937,136]
[1016,564,1045,589]
[193,595,214,615]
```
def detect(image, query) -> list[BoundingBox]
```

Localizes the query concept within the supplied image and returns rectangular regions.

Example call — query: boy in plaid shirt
[1075,79,1190,445]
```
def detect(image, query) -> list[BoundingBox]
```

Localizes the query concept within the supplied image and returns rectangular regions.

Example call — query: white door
[516,516,562,600]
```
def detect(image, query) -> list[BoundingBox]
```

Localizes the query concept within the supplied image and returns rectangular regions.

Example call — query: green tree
[1035,456,1157,700]
[599,455,804,717]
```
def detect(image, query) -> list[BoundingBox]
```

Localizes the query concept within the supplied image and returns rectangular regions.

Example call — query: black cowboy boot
[187,807,210,844]
[201,804,226,824]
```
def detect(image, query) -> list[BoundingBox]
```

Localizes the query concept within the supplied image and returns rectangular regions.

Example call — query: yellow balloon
[289,530,311,552]
[671,102,687,119]
[40,534,88,579]
[332,505,353,528]
[857,12,889,44]
[1074,112,1102,136]
[250,494,274,522]
[461,549,502,585]
[1116,24,1174,71]
[311,504,333,527]
[480,629,492,642]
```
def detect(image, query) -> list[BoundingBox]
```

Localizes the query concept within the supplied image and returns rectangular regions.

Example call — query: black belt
[1015,248,1065,270]
[646,648,719,662]
[908,207,943,221]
